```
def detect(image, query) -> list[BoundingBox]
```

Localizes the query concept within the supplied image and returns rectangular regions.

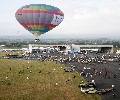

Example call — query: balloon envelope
[15,4,64,37]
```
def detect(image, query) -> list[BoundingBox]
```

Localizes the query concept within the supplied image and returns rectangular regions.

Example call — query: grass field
[0,59,101,100]
[0,50,24,56]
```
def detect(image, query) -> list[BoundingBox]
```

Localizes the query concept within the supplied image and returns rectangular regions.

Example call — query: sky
[0,0,120,39]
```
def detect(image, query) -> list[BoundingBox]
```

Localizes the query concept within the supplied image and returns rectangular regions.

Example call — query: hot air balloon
[15,4,64,42]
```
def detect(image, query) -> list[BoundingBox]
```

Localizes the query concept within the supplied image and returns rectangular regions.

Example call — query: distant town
[0,36,120,50]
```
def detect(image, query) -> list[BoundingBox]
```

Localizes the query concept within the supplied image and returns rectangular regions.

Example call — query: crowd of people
[28,50,120,99]
[3,50,120,100]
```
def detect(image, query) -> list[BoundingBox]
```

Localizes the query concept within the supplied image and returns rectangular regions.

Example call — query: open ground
[0,58,101,100]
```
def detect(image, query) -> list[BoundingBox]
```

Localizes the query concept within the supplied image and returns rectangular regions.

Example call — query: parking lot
[62,53,120,100]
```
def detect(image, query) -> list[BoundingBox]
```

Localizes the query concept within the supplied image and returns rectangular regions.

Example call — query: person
[112,93,115,98]
[112,84,114,88]
[39,71,41,74]
[90,74,93,78]
[73,74,76,78]
[27,76,29,80]
[55,83,58,86]
[6,76,8,79]
[67,78,70,82]
[2,80,4,83]
[66,80,68,83]
[112,84,114,91]
[113,74,116,78]
[92,80,94,82]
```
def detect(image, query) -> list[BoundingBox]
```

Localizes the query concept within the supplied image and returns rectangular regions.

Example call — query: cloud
[51,0,120,36]
[0,0,120,39]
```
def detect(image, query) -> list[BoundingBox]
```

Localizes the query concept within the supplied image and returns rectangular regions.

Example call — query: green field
[0,59,101,100]
[0,51,24,58]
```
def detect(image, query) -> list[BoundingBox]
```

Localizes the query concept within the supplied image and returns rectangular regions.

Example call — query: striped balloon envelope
[15,4,64,38]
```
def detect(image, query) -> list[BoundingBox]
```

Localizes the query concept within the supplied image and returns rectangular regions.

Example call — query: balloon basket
[35,39,40,42]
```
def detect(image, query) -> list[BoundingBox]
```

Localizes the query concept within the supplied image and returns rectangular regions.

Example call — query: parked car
[96,89,106,94]
[81,87,97,94]
[79,82,96,87]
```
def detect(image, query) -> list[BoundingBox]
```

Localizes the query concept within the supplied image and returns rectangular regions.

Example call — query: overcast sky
[0,0,120,39]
